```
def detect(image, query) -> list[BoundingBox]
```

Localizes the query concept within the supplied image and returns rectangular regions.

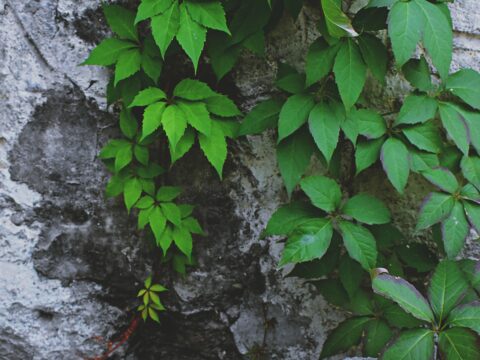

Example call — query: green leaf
[161,202,182,226]
[264,202,318,236]
[162,105,187,149]
[124,177,142,211]
[355,137,384,175]
[417,192,455,230]
[135,0,175,24]
[172,225,193,259]
[275,72,306,95]
[313,278,349,307]
[357,34,387,83]
[277,128,315,196]
[156,186,182,202]
[333,39,367,110]
[173,79,217,101]
[342,193,391,225]
[151,1,180,57]
[381,138,410,194]
[308,102,340,163]
[305,38,340,86]
[428,260,469,324]
[461,156,480,190]
[277,94,315,142]
[176,3,207,72]
[364,319,393,358]
[169,128,195,163]
[149,206,167,243]
[185,1,229,34]
[177,101,212,136]
[368,0,395,8]
[136,196,155,209]
[402,56,433,92]
[130,87,166,107]
[115,146,133,173]
[388,0,424,67]
[463,201,480,234]
[355,108,386,139]
[396,243,438,273]
[414,0,452,79]
[458,109,480,155]
[119,109,137,139]
[238,99,283,136]
[422,167,459,193]
[198,122,227,178]
[279,219,333,266]
[114,49,141,85]
[300,175,342,213]
[82,39,136,66]
[319,317,371,359]
[339,255,363,298]
[461,184,480,203]
[410,150,440,173]
[382,329,434,360]
[103,5,138,42]
[134,145,149,165]
[403,121,443,153]
[439,328,480,360]
[157,225,172,254]
[320,0,358,38]
[141,102,166,139]
[446,69,480,110]
[395,95,438,126]
[372,273,434,322]
[338,221,377,271]
[204,95,241,117]
[447,302,480,335]
[439,103,470,155]
[182,217,204,235]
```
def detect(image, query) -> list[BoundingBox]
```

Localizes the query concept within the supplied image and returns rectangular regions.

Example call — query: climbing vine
[84,0,480,358]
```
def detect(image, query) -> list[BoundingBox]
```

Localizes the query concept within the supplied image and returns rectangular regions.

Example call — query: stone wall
[0,1,478,359]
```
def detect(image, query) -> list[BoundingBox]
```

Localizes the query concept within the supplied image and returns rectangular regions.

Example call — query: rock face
[0,1,479,359]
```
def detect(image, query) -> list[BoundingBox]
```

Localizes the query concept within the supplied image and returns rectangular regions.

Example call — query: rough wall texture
[0,1,479,359]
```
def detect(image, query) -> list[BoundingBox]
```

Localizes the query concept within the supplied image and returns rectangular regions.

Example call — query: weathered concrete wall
[0,1,479,359]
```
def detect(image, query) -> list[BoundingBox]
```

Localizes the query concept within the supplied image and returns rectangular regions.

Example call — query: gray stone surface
[0,0,479,359]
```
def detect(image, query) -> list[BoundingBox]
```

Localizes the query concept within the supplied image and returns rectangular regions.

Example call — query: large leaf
[416,192,455,230]
[446,69,480,110]
[442,202,470,258]
[364,319,393,358]
[372,272,434,322]
[342,193,391,225]
[461,156,480,190]
[422,167,458,194]
[438,328,480,360]
[395,95,438,126]
[333,39,367,110]
[381,138,410,194]
[439,103,470,155]
[388,1,424,67]
[320,0,358,38]
[198,122,227,178]
[308,102,340,163]
[185,1,229,34]
[428,260,469,324]
[176,3,207,72]
[265,202,318,236]
[319,317,371,359]
[414,0,452,79]
[338,221,377,271]
[277,128,315,196]
[238,99,283,136]
[300,175,342,213]
[103,4,138,42]
[151,1,180,57]
[382,329,434,360]
[277,94,315,142]
[305,38,340,86]
[279,219,333,266]
[447,302,480,335]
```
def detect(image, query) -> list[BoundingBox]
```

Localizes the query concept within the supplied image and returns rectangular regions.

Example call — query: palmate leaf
[161,105,187,149]
[149,206,167,243]
[461,156,480,190]
[355,137,384,175]
[439,328,480,360]
[421,167,459,194]
[442,202,470,258]
[402,121,443,154]
[382,329,434,360]
[185,1,230,34]
[355,108,386,139]
[300,175,342,213]
[463,201,480,234]
[357,33,387,83]
[151,1,180,57]
[114,48,141,85]
[172,225,193,259]
[135,0,175,24]
[130,87,167,107]
[338,221,377,271]
[177,101,212,136]
[174,79,217,100]
[124,177,143,211]
[142,102,166,139]
[338,255,363,298]
[402,56,433,92]
[341,193,391,225]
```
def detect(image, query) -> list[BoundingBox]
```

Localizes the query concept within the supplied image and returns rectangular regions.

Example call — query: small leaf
[402,56,432,92]
[308,102,340,163]
[342,193,391,225]
[381,138,410,194]
[438,327,480,360]
[150,284,167,292]
[182,217,204,235]
[238,99,283,136]
[417,192,455,230]
[103,5,138,42]
[124,177,142,211]
[264,202,318,236]
[300,175,342,213]
[338,221,377,271]
[148,308,160,322]
[162,105,187,149]
[320,0,358,38]
[439,103,470,155]
[382,329,434,360]
[355,137,384,175]
[156,186,182,202]
[372,273,434,322]
[395,95,438,126]
[173,79,217,100]
[421,167,459,193]
[185,1,229,34]
[82,39,136,66]
[446,69,480,110]
[151,1,180,57]
[136,196,155,209]
[277,94,315,142]
[198,123,227,178]
[305,38,340,86]
[114,49,141,86]
[130,87,166,107]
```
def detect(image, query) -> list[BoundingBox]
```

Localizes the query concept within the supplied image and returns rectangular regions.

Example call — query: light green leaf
[277,94,315,142]
[172,226,193,259]
[421,167,459,193]
[372,273,434,322]
[461,156,480,189]
[364,319,393,358]
[333,39,367,110]
[403,121,442,153]
[124,177,142,211]
[446,69,480,110]
[134,145,149,165]
[300,175,342,213]
[173,79,217,100]
[305,38,340,86]
[308,102,340,163]
[277,128,315,196]
[355,108,386,139]
[417,192,455,230]
[161,202,182,226]
[357,33,387,83]
[82,39,137,66]
[162,105,187,149]
[198,122,227,178]
[204,95,241,117]
[185,0,229,34]
[279,219,333,266]
[176,3,207,72]
[355,137,384,175]
[149,206,167,243]
[141,102,166,139]
[157,225,172,254]
[135,0,175,24]
[170,128,195,163]
[156,186,182,202]
[135,196,155,210]
[414,0,452,79]
[381,138,410,194]
[382,329,434,360]
[402,56,433,92]
[151,1,180,57]
[119,109,137,139]
[177,101,212,136]
[130,87,166,108]
[338,221,377,271]
[264,202,318,236]
[395,95,438,126]
[447,302,480,335]
[320,0,358,38]
[114,48,141,85]
[114,145,133,173]
[238,99,283,136]
[439,102,470,155]
[342,193,391,225]
[182,217,204,235]
[103,5,138,42]
[438,328,480,360]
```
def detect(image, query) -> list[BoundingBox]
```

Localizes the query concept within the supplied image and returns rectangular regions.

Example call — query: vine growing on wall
[84,0,480,358]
